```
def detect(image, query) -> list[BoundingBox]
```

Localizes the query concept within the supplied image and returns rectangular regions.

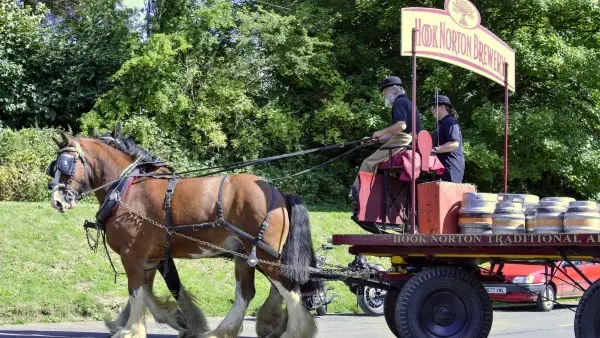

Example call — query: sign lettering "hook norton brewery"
[401,0,516,92]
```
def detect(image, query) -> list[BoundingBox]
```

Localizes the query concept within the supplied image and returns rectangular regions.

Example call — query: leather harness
[79,164,281,274]
[161,175,280,274]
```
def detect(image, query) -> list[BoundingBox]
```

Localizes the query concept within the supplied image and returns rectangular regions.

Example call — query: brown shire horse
[48,128,318,338]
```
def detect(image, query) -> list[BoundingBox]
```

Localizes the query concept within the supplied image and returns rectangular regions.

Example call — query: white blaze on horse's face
[51,184,77,213]
[49,139,88,213]
[49,158,81,213]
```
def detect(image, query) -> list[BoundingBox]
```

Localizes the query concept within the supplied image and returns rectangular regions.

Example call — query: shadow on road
[493,304,578,312]
[0,331,255,338]
[313,313,372,317]
[0,331,116,338]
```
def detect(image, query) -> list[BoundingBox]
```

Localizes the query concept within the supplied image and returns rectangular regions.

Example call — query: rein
[75,138,367,199]
[174,138,365,176]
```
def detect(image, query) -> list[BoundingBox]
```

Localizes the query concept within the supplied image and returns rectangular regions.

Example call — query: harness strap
[255,187,277,245]
[247,186,278,266]
[157,258,181,300]
[218,218,281,259]
[94,158,147,228]
[159,175,280,270]
[161,177,225,239]
[215,176,280,259]
[95,172,138,229]
[217,176,227,218]
[163,175,179,276]
[169,222,217,232]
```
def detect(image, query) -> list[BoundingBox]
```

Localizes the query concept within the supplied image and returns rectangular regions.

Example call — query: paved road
[0,305,578,338]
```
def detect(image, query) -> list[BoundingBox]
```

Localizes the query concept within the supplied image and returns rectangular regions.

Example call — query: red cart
[330,232,600,337]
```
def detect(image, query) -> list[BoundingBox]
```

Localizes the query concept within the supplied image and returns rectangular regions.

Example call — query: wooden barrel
[500,194,539,205]
[534,201,567,233]
[525,204,538,233]
[500,194,539,233]
[492,201,525,234]
[459,193,497,234]
[541,196,575,207]
[564,201,600,234]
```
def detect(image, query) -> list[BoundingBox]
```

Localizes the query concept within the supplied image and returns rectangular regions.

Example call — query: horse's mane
[95,131,163,163]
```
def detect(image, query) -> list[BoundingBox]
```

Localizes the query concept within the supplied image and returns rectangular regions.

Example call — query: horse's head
[48,131,92,213]
[48,124,167,213]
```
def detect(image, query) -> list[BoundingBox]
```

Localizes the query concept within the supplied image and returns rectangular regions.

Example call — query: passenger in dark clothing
[428,95,465,183]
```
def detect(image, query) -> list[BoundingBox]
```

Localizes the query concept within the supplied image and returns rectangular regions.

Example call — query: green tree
[0,0,135,129]
[23,0,80,17]
[6,0,598,203]
[263,0,600,200]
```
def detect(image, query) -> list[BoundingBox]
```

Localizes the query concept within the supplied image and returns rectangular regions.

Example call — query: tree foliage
[0,0,134,129]
[2,0,600,202]
[267,0,600,200]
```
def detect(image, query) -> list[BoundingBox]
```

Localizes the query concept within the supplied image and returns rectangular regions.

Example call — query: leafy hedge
[0,127,57,201]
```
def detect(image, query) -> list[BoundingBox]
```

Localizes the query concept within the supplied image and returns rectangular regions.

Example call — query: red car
[483,261,600,311]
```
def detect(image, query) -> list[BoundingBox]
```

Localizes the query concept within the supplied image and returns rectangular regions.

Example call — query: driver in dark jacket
[351,76,420,191]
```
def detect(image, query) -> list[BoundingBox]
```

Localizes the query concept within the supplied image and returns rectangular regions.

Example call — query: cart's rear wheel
[395,267,493,338]
[574,278,600,338]
[384,284,402,337]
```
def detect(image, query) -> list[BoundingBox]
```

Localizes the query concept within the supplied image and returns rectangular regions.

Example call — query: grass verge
[0,202,384,324]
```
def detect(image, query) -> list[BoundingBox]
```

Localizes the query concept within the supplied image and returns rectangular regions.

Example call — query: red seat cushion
[377,150,446,181]
[377,151,407,169]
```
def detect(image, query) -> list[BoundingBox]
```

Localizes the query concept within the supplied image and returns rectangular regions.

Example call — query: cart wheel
[535,284,555,312]
[574,279,600,338]
[384,285,402,337]
[395,267,493,338]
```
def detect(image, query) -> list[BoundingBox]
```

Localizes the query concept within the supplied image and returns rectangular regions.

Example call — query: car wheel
[536,284,555,312]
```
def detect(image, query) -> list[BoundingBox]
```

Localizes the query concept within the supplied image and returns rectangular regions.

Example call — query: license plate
[485,287,507,294]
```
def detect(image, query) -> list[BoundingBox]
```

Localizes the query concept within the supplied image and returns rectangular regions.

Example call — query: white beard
[384,94,395,107]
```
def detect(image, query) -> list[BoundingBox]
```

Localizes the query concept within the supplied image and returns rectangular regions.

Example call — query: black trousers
[438,170,464,184]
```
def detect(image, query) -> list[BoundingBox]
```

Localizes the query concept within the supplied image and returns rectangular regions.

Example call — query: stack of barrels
[458,193,600,235]
[458,193,497,234]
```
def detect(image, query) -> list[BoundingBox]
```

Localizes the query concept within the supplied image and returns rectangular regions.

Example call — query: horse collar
[91,159,146,230]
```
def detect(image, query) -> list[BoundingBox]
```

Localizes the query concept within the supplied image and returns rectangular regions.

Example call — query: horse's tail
[281,194,316,289]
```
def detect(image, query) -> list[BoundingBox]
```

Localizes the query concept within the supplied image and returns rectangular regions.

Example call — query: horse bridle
[47,142,90,203]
